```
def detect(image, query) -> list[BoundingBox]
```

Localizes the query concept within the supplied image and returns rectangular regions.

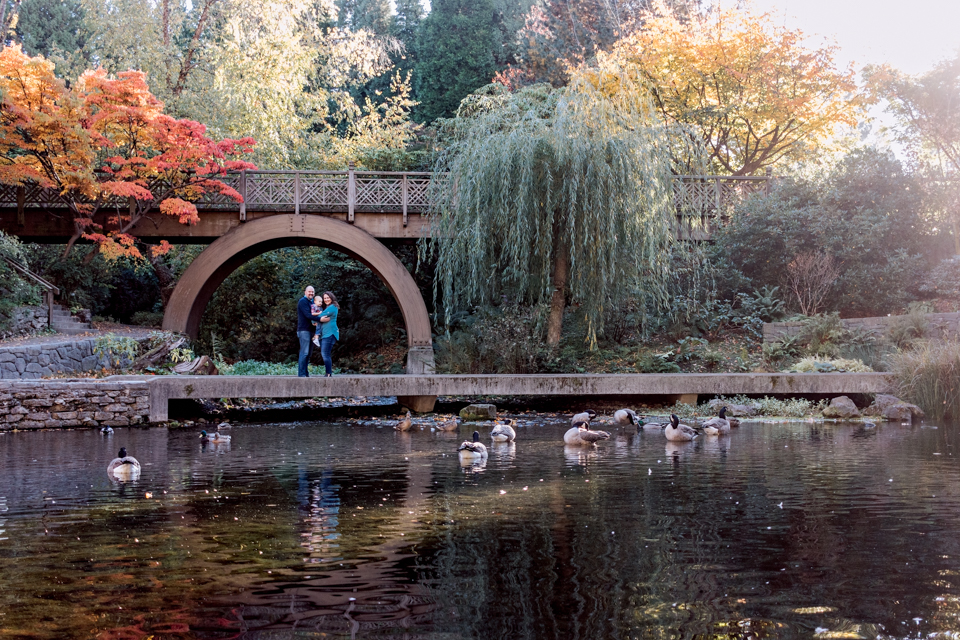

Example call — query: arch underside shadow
[163,215,434,374]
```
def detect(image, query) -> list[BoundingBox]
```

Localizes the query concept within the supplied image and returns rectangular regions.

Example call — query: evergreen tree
[16,0,84,60]
[413,0,503,122]
[392,0,422,78]
[336,0,393,36]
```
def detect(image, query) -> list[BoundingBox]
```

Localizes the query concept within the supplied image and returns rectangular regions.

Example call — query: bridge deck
[146,372,894,421]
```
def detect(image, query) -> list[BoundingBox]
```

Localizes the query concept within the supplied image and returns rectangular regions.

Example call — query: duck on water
[107,447,141,480]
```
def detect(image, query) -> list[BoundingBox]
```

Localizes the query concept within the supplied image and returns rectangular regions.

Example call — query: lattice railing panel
[300,175,348,210]
[406,178,431,209]
[356,177,403,209]
[246,174,296,208]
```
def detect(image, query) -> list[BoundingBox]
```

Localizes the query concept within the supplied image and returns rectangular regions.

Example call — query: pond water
[1,417,959,639]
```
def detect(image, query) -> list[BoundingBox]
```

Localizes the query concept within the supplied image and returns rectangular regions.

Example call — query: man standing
[297,286,316,377]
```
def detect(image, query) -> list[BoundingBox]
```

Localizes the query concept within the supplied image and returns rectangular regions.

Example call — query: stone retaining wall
[0,379,151,429]
[0,338,114,379]
[763,312,960,344]
[0,305,48,340]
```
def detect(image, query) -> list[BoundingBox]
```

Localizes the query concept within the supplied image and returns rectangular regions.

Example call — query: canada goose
[199,430,231,443]
[436,417,459,432]
[613,409,639,426]
[665,414,698,442]
[563,426,584,445]
[458,431,488,461]
[394,411,414,432]
[639,417,668,430]
[701,407,731,435]
[570,410,597,425]
[490,419,517,442]
[576,421,611,445]
[107,447,141,480]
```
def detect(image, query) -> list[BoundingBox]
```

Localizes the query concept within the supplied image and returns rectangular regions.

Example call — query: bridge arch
[163,215,434,373]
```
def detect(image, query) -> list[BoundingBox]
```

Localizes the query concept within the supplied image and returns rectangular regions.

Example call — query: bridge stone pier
[163,215,437,407]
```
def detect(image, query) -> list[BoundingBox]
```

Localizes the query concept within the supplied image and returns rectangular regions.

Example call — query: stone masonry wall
[0,379,151,430]
[0,338,113,379]
[0,305,48,340]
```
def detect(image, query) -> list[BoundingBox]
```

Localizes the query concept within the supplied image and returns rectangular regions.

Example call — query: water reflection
[0,420,959,638]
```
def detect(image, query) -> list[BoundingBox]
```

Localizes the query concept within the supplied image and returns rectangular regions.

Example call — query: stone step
[51,319,91,328]
[52,325,92,335]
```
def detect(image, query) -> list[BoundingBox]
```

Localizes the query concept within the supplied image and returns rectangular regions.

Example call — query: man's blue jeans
[320,336,337,376]
[297,330,313,377]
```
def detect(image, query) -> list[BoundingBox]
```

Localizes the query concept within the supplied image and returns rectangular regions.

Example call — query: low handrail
[3,257,58,295]
[3,257,59,328]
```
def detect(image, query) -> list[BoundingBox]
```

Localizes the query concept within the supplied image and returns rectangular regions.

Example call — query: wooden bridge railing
[0,170,773,227]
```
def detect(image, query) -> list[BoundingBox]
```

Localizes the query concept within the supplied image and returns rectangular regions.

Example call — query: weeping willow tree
[424,62,703,348]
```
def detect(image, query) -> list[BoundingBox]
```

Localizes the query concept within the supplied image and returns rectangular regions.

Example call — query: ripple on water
[1,420,960,638]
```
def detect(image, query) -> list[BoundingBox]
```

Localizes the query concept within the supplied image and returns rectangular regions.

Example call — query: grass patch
[890,340,960,422]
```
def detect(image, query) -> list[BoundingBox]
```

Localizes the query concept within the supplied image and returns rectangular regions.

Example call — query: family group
[296,286,340,377]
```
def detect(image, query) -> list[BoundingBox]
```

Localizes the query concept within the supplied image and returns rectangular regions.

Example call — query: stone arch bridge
[0,169,772,378]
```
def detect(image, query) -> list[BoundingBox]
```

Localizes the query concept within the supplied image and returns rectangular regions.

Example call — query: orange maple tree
[603,2,869,175]
[0,45,256,259]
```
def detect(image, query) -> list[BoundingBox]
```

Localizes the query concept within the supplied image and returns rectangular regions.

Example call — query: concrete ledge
[147,372,895,422]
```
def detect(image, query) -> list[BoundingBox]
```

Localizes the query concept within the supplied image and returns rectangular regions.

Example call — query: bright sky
[749,0,960,75]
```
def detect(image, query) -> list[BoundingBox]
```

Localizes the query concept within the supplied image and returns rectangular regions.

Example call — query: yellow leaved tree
[604,2,869,175]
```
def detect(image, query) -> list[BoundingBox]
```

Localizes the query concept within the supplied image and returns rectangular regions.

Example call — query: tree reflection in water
[0,420,959,638]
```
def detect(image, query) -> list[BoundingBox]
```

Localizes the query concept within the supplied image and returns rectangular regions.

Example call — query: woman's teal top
[318,306,339,340]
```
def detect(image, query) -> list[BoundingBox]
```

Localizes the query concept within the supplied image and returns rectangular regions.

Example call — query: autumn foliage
[603,2,868,175]
[0,45,255,259]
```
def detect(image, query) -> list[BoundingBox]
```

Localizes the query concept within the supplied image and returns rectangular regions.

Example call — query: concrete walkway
[146,372,895,421]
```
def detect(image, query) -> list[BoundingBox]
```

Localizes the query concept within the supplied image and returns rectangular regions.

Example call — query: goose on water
[563,425,584,445]
[490,419,517,442]
[613,409,639,426]
[575,421,610,446]
[701,407,731,435]
[665,414,698,442]
[458,431,488,461]
[570,410,597,425]
[107,447,141,480]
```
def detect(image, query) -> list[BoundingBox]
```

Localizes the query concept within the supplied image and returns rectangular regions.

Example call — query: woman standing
[312,291,340,377]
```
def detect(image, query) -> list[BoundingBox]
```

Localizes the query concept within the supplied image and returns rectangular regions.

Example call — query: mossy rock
[459,403,497,421]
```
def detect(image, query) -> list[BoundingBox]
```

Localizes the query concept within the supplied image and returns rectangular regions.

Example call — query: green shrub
[920,257,960,298]
[0,231,39,332]
[220,360,301,376]
[711,148,942,316]
[635,352,681,373]
[890,340,960,421]
[435,303,547,374]
[94,335,142,369]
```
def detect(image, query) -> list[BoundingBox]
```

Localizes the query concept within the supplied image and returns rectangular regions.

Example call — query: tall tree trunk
[546,230,569,348]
